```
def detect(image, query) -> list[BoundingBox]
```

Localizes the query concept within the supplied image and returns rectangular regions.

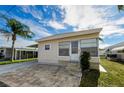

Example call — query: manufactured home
[0,47,38,60]
[37,28,102,69]
[105,41,124,61]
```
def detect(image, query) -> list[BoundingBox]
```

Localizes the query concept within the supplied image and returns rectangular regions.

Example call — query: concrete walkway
[0,61,38,74]
[99,65,107,72]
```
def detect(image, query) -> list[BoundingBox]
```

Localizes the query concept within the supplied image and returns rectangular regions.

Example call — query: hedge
[0,58,37,65]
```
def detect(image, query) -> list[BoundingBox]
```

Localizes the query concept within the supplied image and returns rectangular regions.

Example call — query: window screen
[71,41,78,54]
[81,47,98,57]
[45,45,50,50]
[80,39,98,57]
[80,39,97,48]
[59,42,70,56]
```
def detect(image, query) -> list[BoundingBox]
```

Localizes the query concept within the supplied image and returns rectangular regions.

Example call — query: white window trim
[44,44,51,50]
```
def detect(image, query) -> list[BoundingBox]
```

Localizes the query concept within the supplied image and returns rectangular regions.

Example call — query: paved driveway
[0,61,38,74]
[0,62,81,87]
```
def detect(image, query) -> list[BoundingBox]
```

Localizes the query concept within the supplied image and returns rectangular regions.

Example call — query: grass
[80,58,124,87]
[98,58,124,87]
[0,58,37,65]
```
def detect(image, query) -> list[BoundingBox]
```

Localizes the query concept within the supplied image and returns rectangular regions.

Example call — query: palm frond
[17,30,35,39]
[0,13,34,40]
[118,5,124,12]
[99,37,104,42]
[14,22,35,39]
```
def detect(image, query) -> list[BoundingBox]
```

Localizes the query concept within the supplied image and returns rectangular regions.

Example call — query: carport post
[33,51,34,58]
[15,50,17,60]
[19,50,21,59]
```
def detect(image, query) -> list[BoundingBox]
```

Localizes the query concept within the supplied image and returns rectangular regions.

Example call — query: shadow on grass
[111,60,124,65]
[105,58,124,65]
[0,81,10,87]
[79,69,100,87]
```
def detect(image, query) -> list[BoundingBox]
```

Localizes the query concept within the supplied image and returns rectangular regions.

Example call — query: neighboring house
[105,41,124,61]
[99,48,105,56]
[37,28,102,69]
[0,47,12,59]
[0,47,38,60]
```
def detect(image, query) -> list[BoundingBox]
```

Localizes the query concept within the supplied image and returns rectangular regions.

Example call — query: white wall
[38,41,59,64]
[38,33,100,64]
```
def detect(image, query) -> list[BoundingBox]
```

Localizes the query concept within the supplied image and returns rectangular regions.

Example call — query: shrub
[80,51,90,72]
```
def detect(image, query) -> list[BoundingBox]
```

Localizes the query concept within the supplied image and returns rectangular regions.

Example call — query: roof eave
[37,28,102,42]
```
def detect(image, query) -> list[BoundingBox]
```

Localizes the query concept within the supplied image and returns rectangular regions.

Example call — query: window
[45,45,50,50]
[81,47,98,57]
[80,39,97,48]
[80,39,98,57]
[59,42,70,56]
[71,41,78,54]
[23,51,26,55]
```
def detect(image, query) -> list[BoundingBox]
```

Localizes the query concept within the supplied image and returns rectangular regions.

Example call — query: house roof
[27,44,38,48]
[0,47,37,51]
[37,28,102,42]
[106,41,124,50]
[0,46,11,49]
[15,48,38,51]
[112,46,124,51]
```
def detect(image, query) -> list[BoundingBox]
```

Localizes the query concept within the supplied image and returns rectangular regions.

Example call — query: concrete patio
[0,62,81,87]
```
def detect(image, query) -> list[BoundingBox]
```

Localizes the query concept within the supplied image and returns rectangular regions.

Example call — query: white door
[70,41,79,62]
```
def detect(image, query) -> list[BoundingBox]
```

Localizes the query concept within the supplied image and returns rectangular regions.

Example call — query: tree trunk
[11,34,16,61]
[11,40,15,61]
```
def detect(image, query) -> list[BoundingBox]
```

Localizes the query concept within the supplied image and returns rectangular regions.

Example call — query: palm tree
[0,13,34,61]
[99,37,103,42]
[118,5,124,11]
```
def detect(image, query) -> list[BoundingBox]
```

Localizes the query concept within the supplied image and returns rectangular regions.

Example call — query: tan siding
[38,41,59,63]
[38,32,99,64]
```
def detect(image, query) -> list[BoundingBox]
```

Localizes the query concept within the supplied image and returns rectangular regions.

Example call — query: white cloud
[15,17,52,38]
[0,17,52,47]
[62,6,107,28]
[0,34,11,47]
[15,38,36,48]
[62,6,81,26]
[0,37,36,48]
[100,24,124,38]
[99,42,111,49]
[1,5,124,48]
[20,6,43,20]
[0,33,37,48]
[62,5,124,38]
[15,18,52,47]
[49,20,65,29]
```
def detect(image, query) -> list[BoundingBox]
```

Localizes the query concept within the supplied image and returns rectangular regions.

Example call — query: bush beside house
[80,51,90,72]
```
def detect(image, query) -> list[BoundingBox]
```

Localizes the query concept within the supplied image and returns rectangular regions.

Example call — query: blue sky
[0,5,124,48]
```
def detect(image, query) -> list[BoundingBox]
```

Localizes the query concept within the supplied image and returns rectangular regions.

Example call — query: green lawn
[0,58,37,65]
[80,58,124,87]
[98,58,124,87]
